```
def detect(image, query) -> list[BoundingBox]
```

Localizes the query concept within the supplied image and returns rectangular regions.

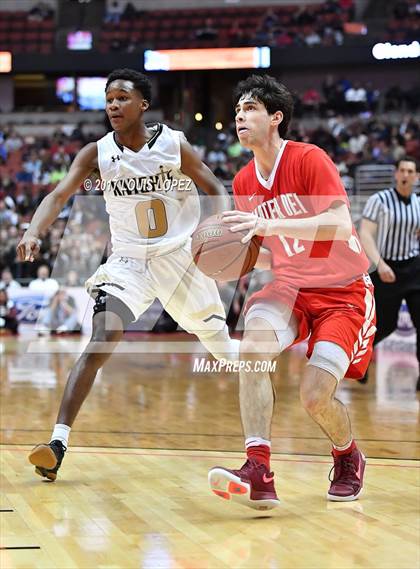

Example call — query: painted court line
[1,445,419,468]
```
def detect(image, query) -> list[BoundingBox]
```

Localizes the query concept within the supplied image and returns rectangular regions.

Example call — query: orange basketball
[191,214,260,281]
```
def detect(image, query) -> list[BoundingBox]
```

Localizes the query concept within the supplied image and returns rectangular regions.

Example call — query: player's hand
[222,210,273,243]
[377,260,396,283]
[16,234,42,262]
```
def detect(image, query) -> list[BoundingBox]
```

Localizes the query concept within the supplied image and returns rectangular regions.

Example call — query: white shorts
[85,244,227,336]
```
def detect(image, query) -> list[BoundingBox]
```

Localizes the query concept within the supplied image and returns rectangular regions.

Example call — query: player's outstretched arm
[16,143,98,262]
[223,201,353,244]
[180,139,230,212]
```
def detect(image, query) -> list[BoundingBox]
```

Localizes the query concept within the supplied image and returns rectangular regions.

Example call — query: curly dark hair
[105,68,152,104]
[233,74,294,138]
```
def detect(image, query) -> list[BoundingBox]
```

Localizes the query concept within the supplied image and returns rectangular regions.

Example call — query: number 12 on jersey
[135,199,168,238]
[279,236,305,257]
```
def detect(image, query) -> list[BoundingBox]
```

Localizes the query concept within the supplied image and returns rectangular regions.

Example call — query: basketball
[191,214,260,281]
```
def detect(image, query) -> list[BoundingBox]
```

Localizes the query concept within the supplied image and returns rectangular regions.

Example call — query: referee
[359,156,420,390]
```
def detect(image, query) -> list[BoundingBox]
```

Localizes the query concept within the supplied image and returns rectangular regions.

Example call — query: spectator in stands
[29,264,59,299]
[345,81,368,114]
[0,199,18,228]
[3,130,23,153]
[122,2,137,20]
[65,270,81,287]
[293,5,317,26]
[0,289,18,335]
[366,82,380,113]
[27,1,54,22]
[259,8,279,33]
[50,162,68,184]
[0,267,21,291]
[39,289,80,335]
[104,0,126,24]
[227,20,247,47]
[385,85,405,111]
[348,124,368,154]
[302,87,322,114]
[196,18,218,41]
[303,28,322,46]
[276,29,294,47]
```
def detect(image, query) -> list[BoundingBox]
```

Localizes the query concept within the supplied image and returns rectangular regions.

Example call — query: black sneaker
[28,440,66,481]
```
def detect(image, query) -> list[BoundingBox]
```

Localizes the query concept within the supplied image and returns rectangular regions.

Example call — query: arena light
[372,41,420,60]
[0,52,12,73]
[144,47,270,71]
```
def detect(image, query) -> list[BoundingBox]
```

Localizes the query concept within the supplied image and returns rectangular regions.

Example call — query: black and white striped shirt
[362,188,420,261]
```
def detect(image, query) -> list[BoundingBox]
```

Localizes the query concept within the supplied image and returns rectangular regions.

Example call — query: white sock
[50,424,71,449]
[245,437,271,449]
[333,438,354,451]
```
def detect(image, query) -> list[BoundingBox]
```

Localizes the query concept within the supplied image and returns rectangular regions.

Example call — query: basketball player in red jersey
[208,75,376,509]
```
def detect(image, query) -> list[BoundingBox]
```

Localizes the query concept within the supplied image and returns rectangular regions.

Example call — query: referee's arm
[359,217,396,283]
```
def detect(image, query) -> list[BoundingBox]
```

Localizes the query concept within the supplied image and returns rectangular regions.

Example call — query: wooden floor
[1,335,419,569]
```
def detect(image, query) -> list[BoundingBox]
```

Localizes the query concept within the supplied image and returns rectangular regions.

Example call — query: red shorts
[246,275,376,380]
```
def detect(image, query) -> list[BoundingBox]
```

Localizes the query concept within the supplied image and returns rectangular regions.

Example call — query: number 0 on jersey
[136,199,168,238]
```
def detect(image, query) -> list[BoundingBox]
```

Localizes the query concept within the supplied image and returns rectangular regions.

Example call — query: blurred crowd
[294,76,420,118]
[101,0,356,52]
[387,0,420,42]
[252,1,354,49]
[0,123,108,287]
[27,1,54,22]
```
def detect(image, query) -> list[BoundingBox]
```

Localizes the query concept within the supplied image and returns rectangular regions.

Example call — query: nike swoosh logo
[263,473,274,483]
[248,193,256,201]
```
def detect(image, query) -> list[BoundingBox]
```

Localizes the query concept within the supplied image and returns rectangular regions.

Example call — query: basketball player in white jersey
[17,68,239,481]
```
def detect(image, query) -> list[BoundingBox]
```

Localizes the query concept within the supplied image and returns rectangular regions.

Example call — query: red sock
[246,445,271,469]
[332,439,357,457]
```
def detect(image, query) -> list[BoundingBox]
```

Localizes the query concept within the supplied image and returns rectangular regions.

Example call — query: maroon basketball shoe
[208,459,280,510]
[327,448,366,501]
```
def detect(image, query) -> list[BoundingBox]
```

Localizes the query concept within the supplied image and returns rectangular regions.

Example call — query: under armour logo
[111,155,121,162]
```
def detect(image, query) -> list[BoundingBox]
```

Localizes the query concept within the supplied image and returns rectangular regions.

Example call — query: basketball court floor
[1,334,419,569]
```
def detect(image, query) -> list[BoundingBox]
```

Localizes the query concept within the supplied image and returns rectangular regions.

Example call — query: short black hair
[233,74,294,138]
[395,155,418,171]
[105,68,152,104]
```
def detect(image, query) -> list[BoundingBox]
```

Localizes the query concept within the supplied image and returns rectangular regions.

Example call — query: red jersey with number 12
[233,140,369,288]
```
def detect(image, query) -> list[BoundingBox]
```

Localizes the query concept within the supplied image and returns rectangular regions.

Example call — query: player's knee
[300,361,339,416]
[82,329,122,369]
[240,334,277,363]
[308,341,349,382]
[240,334,261,361]
[300,380,331,416]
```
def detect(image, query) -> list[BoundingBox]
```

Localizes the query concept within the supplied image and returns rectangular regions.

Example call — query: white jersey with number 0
[97,123,199,258]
